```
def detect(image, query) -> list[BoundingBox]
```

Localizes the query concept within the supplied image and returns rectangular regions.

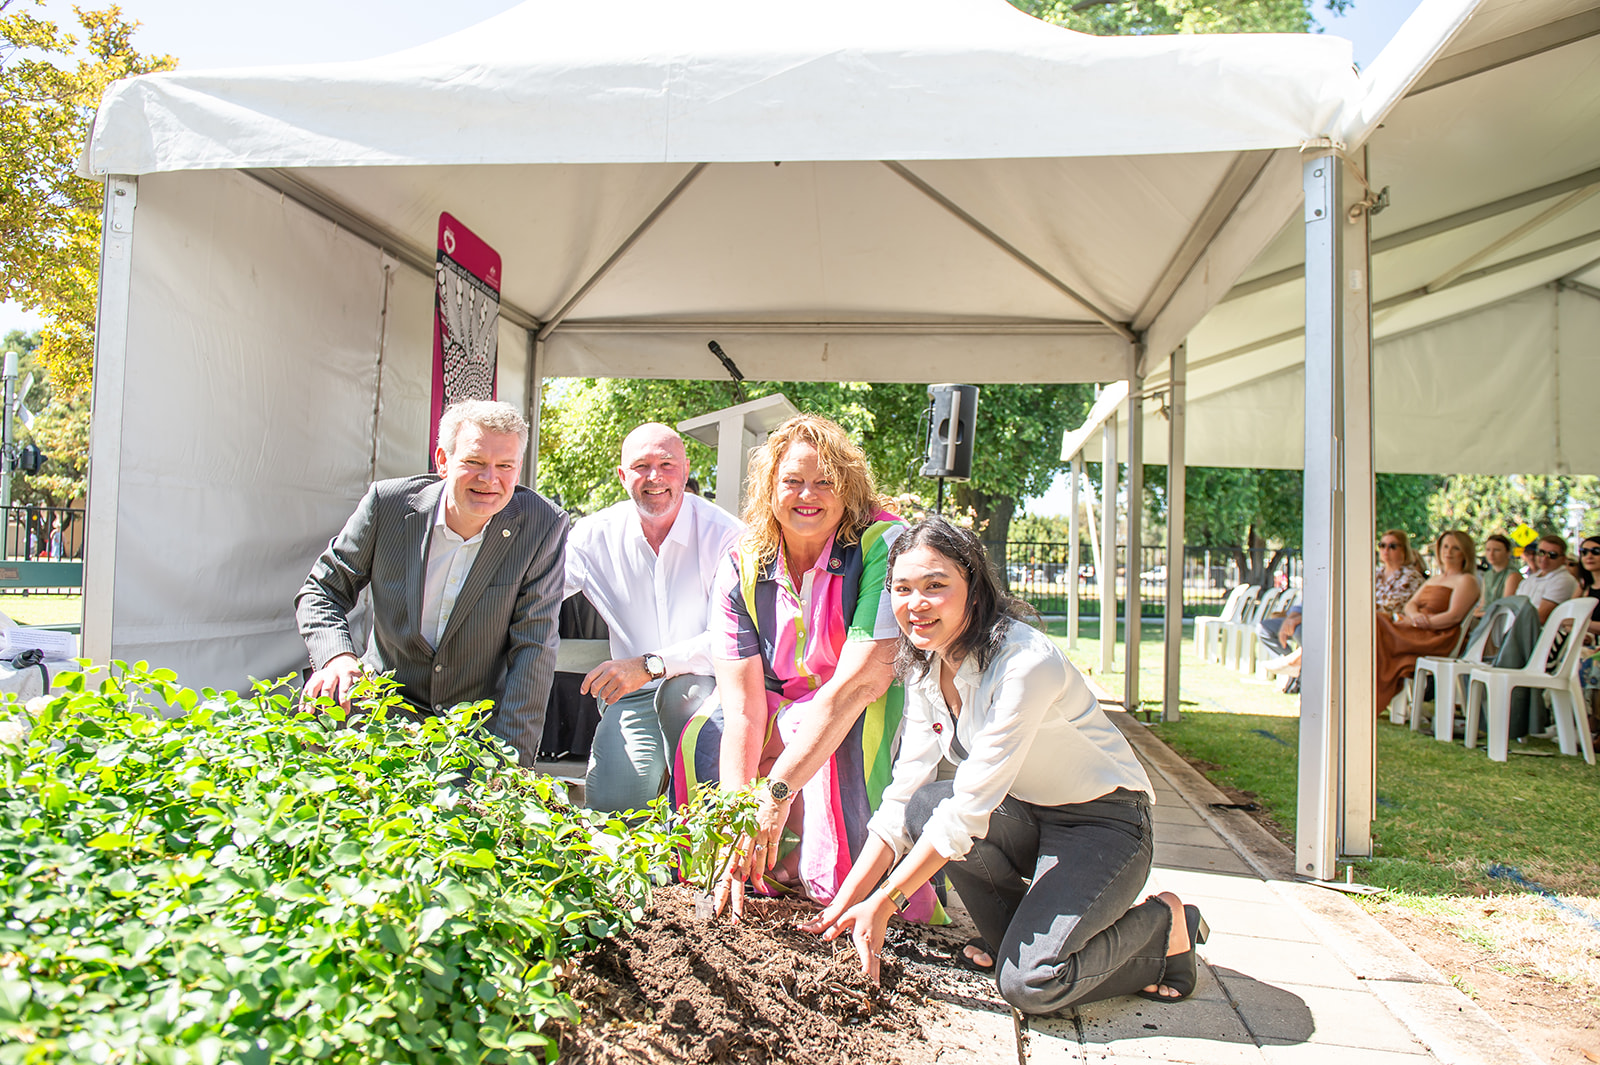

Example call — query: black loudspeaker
[920,383,979,481]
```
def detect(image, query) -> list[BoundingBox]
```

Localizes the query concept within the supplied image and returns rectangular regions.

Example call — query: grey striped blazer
[295,475,568,767]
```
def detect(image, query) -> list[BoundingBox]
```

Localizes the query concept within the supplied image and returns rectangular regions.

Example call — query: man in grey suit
[297,400,567,767]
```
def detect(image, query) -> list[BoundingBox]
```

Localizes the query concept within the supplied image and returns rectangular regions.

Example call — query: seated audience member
[1518,534,1578,625]
[297,400,566,767]
[1375,530,1480,714]
[1475,533,1522,616]
[563,423,742,813]
[1575,535,1600,736]
[1376,529,1427,615]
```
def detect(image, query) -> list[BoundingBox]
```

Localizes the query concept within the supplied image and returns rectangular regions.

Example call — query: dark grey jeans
[907,781,1170,1014]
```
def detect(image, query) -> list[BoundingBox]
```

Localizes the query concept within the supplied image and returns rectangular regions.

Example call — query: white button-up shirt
[564,493,743,677]
[420,495,487,649]
[868,620,1153,862]
[1521,567,1578,609]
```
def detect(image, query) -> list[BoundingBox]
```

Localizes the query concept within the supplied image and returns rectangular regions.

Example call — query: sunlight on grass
[0,593,82,627]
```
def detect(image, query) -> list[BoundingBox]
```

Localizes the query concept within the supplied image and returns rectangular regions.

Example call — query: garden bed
[555,885,1000,1064]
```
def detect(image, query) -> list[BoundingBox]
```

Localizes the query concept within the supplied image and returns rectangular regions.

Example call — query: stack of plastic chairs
[1196,584,1255,665]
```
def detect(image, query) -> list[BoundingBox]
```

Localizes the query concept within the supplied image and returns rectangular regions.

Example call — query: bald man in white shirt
[564,423,743,812]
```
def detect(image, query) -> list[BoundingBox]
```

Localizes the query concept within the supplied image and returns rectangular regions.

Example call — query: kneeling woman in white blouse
[804,516,1207,1012]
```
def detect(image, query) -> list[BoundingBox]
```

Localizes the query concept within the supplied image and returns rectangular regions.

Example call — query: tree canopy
[1,1,172,395]
[1009,0,1350,36]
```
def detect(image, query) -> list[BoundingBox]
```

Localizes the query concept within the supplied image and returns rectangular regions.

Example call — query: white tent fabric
[82,0,1352,172]
[82,0,1424,690]
[1132,0,1600,474]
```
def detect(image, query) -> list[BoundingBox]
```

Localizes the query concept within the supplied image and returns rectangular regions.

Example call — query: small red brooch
[932,722,944,734]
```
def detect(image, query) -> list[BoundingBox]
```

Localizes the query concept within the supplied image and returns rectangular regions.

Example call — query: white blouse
[867,620,1153,862]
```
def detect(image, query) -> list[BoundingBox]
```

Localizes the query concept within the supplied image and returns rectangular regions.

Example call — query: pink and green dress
[674,512,940,921]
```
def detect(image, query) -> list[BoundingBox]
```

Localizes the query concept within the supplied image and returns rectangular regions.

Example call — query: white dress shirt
[564,492,743,677]
[1520,567,1578,609]
[868,620,1153,862]
[420,495,487,648]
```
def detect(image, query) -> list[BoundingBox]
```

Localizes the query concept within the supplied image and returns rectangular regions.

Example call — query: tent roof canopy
[78,0,1405,388]
[1141,0,1600,475]
[83,0,1356,174]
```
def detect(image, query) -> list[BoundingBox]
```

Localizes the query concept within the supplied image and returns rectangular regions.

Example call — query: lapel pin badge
[502,529,511,537]
[829,557,841,570]
[932,722,944,734]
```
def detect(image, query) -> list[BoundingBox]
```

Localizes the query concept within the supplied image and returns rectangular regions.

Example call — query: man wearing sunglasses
[1518,535,1578,626]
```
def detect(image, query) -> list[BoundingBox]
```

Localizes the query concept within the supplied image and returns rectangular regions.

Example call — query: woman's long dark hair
[1579,535,1600,597]
[886,515,1038,680]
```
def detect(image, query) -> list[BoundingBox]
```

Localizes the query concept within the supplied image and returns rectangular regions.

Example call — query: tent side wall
[1131,283,1600,475]
[84,169,530,692]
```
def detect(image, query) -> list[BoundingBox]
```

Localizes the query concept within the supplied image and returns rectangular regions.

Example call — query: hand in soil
[805,893,896,984]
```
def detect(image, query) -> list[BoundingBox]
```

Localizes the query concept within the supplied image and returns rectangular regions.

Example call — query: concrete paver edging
[1115,713,1547,1065]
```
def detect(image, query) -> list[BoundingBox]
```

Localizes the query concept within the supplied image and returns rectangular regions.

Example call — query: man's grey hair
[438,400,530,455]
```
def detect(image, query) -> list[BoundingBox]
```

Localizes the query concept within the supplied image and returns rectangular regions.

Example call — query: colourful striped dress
[673,511,938,920]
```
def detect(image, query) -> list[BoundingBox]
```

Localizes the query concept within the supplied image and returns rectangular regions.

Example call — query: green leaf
[461,848,496,869]
[0,979,31,1020]
[376,923,412,955]
[87,832,134,850]
[330,841,364,866]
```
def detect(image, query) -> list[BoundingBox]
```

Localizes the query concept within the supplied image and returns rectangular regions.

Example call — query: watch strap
[887,887,910,912]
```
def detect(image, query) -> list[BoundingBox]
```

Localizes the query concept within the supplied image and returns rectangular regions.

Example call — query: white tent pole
[1067,454,1081,650]
[880,161,1136,343]
[1100,412,1118,679]
[1085,476,1102,645]
[83,174,138,663]
[368,257,395,485]
[558,319,1113,336]
[1297,148,1377,882]
[1125,350,1144,713]
[1423,187,1599,293]
[1163,342,1186,722]
[525,333,545,486]
[536,163,708,342]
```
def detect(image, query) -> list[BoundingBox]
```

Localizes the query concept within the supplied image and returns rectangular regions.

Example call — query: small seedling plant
[0,662,697,1064]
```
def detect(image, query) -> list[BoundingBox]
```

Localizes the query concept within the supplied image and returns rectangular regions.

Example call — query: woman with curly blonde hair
[674,414,938,922]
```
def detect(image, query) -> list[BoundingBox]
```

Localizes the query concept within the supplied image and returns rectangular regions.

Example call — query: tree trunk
[952,485,1016,591]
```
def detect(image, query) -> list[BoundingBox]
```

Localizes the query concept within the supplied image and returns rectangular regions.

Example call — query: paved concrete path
[921,711,1548,1065]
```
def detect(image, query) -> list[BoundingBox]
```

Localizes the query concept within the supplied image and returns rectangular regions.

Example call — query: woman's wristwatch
[766,778,792,803]
[886,887,910,912]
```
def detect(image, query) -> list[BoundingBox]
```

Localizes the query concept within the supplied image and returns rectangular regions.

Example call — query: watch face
[644,654,665,679]
[768,779,790,802]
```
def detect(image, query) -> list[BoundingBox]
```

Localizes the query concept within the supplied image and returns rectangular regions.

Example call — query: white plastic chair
[1409,608,1513,742]
[1246,587,1298,678]
[1196,585,1254,664]
[1224,586,1273,671]
[1464,598,1596,764]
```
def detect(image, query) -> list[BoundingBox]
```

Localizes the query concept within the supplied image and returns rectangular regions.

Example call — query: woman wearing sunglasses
[1376,529,1427,614]
[804,517,1209,1014]
[1575,536,1600,738]
[1375,530,1480,715]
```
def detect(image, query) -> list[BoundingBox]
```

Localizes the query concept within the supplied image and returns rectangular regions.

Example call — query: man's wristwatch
[766,778,792,803]
[642,653,666,680]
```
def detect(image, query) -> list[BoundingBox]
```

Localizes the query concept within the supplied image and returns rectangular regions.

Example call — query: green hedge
[0,665,691,1065]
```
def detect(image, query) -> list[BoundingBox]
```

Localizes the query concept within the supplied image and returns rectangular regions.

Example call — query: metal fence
[1,505,86,594]
[984,541,1302,618]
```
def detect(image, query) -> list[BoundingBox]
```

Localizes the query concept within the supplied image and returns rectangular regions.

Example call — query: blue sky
[2,0,1428,353]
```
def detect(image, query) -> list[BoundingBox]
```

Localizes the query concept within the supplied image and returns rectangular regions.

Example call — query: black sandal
[954,936,995,973]
[1138,903,1209,1002]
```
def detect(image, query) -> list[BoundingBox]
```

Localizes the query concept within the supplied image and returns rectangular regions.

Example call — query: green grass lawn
[1038,615,1600,898]
[0,592,83,627]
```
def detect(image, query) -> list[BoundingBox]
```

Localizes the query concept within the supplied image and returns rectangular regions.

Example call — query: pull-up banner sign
[430,212,502,466]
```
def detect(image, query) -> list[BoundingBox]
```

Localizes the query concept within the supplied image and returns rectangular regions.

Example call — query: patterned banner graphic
[431,212,502,465]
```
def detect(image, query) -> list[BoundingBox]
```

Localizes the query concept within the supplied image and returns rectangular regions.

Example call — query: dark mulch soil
[553,884,950,1064]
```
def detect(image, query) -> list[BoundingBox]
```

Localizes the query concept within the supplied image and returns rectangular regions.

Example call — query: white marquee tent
[80,0,1482,875]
